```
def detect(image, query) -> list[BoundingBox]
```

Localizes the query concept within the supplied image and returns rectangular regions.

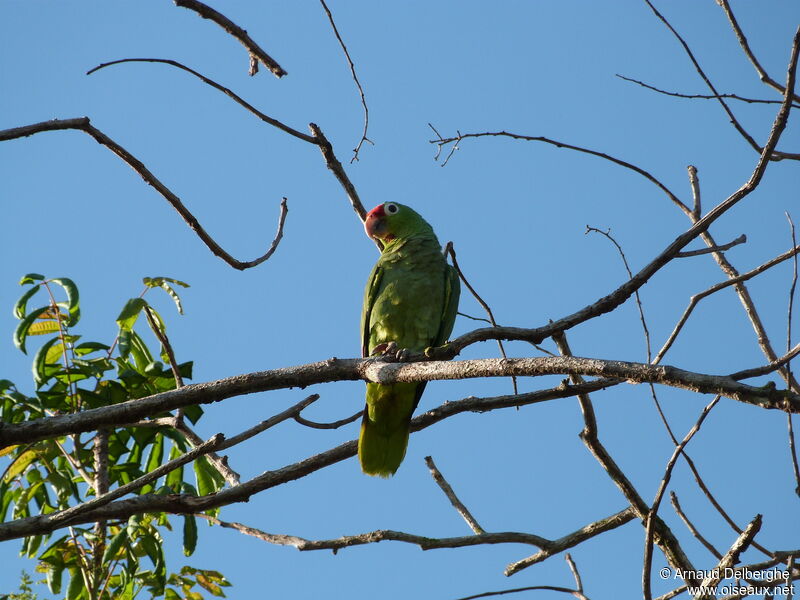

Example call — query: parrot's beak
[364,212,387,240]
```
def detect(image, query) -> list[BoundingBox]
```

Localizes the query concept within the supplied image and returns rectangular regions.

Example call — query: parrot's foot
[371,341,397,357]
[370,341,410,362]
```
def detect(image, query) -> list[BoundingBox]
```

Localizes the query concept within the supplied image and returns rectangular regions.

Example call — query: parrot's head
[364,202,433,243]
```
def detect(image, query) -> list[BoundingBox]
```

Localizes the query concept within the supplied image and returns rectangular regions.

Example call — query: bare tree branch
[642,395,720,600]
[643,1,800,161]
[318,0,372,161]
[670,491,722,560]
[0,117,289,271]
[655,243,800,365]
[552,332,699,585]
[174,0,287,77]
[695,515,762,593]
[615,73,800,107]
[425,456,485,534]
[718,0,800,102]
[505,507,636,576]
[675,234,746,258]
[2,354,798,450]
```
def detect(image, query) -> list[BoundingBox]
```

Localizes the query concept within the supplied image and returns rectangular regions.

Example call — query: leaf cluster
[1,276,230,599]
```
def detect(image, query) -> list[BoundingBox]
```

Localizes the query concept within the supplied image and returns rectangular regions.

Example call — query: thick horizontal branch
[1,355,796,450]
[0,379,634,542]
[174,0,286,77]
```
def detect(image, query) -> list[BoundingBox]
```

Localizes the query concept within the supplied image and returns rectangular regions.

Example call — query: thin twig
[654,243,800,365]
[429,128,690,215]
[88,59,311,142]
[222,394,320,447]
[144,305,184,388]
[318,0,372,162]
[688,165,701,219]
[786,213,800,495]
[174,0,286,77]
[453,584,589,600]
[695,515,762,592]
[675,234,746,257]
[718,0,800,102]
[446,242,517,394]
[642,396,720,600]
[585,226,652,360]
[505,507,636,576]
[424,456,485,534]
[615,73,799,106]
[670,491,722,559]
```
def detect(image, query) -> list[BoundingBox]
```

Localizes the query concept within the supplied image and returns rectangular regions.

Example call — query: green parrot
[358,202,460,477]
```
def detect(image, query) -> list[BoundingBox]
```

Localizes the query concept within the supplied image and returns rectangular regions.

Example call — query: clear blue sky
[1,1,798,598]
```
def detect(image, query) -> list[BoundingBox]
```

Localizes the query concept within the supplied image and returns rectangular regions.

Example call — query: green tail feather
[358,382,418,477]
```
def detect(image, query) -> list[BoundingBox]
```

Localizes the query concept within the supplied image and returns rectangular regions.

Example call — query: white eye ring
[385,203,399,214]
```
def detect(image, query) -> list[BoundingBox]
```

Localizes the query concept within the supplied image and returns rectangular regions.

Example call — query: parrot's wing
[434,264,461,347]
[360,262,384,358]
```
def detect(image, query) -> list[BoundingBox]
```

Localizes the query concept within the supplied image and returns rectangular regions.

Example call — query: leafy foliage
[1,276,230,599]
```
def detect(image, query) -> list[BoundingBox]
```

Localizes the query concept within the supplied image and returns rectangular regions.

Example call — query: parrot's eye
[384,203,399,215]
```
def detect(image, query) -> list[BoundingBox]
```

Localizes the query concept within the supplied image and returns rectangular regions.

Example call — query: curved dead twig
[319,0,372,162]
[643,0,800,161]
[615,73,800,107]
[0,117,289,271]
[585,226,653,360]
[174,0,286,77]
[718,0,800,103]
[446,242,517,394]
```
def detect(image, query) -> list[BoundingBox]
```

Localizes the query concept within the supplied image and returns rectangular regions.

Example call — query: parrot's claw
[371,341,397,357]
[395,348,410,362]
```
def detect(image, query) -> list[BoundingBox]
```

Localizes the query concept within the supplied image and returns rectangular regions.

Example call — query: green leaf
[13,306,54,354]
[102,528,128,563]
[32,336,62,386]
[50,278,80,326]
[74,341,110,356]
[4,449,38,482]
[193,457,216,498]
[164,589,181,600]
[46,564,64,595]
[19,273,45,285]
[182,515,198,557]
[165,445,184,492]
[66,568,84,600]
[116,298,147,332]
[13,284,41,319]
